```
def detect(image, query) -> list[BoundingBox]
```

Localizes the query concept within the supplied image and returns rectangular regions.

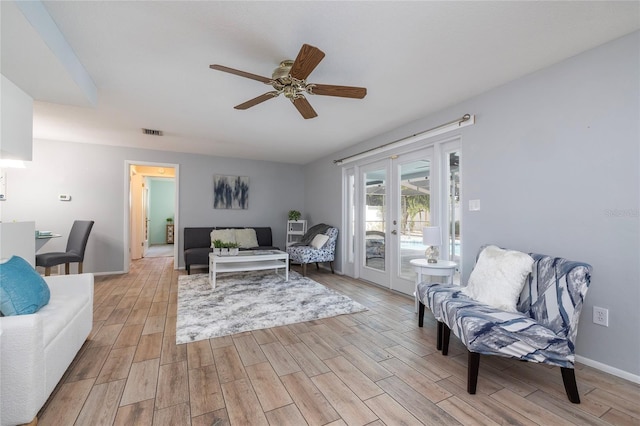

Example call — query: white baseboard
[575,355,640,384]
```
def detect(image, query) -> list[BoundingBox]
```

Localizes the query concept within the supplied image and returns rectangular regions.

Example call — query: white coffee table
[208,250,289,289]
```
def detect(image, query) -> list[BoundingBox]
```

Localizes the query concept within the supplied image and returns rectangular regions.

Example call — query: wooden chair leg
[78,262,83,274]
[329,261,334,274]
[436,321,443,350]
[561,367,581,403]
[442,323,451,355]
[418,302,425,327]
[65,263,70,275]
[467,351,480,394]
[302,263,307,276]
[45,267,51,277]
[315,262,320,270]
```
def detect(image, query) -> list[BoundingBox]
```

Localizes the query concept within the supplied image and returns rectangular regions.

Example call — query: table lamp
[422,226,441,264]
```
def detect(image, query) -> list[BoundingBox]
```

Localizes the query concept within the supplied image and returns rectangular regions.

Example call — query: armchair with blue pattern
[287,227,338,276]
[417,247,592,403]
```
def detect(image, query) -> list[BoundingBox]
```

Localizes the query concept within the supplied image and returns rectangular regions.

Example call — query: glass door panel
[389,149,435,295]
[359,161,389,286]
[364,168,386,271]
[398,159,432,280]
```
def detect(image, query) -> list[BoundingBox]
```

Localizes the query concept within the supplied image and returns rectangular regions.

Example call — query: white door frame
[123,160,180,272]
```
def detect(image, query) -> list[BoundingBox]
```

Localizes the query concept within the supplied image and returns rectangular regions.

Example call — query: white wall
[0,74,33,161]
[305,32,640,378]
[1,140,305,273]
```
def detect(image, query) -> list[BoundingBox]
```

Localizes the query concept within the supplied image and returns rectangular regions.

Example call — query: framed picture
[213,175,249,209]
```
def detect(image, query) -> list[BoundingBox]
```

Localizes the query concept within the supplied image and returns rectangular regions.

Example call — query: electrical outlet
[593,306,609,327]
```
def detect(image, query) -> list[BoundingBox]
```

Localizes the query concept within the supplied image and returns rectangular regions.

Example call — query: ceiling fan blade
[210,64,272,84]
[289,44,325,80]
[234,91,280,110]
[309,84,367,99]
[291,96,318,119]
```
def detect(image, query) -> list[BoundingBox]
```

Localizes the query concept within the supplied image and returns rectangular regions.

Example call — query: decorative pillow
[210,229,236,245]
[235,228,258,248]
[0,256,51,316]
[462,245,534,312]
[310,234,329,249]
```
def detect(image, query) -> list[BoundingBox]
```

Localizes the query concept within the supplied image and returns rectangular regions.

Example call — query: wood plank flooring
[37,257,640,425]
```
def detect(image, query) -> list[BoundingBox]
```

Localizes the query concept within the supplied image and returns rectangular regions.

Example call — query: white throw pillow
[210,229,236,245]
[310,234,329,249]
[462,245,534,312]
[235,228,259,248]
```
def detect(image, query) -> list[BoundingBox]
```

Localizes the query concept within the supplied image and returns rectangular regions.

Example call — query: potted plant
[166,217,173,223]
[211,239,223,255]
[288,210,302,221]
[227,242,240,256]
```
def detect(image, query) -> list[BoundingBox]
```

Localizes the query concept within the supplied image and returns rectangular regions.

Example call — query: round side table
[410,259,457,313]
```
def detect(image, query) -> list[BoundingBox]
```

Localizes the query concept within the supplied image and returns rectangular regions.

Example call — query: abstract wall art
[213,175,249,209]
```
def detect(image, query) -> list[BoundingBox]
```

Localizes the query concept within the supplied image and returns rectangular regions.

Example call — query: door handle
[391,230,397,235]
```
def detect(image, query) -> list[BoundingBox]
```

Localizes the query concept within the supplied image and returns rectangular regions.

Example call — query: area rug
[176,270,367,344]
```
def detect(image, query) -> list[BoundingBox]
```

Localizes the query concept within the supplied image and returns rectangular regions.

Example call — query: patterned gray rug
[176,270,367,344]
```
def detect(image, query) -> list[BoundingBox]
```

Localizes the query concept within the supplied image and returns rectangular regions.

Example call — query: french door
[358,148,436,295]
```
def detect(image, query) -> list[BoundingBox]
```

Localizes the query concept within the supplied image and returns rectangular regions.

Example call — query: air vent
[142,128,163,136]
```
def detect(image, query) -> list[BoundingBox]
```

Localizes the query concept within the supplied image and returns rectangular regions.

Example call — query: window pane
[448,151,461,265]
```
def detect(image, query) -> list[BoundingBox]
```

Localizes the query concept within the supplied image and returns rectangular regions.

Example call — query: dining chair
[36,220,95,276]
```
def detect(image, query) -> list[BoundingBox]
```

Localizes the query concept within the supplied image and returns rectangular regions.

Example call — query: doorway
[358,148,435,295]
[125,161,179,272]
[343,138,462,296]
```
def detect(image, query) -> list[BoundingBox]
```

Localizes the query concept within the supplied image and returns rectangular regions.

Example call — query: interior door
[130,172,144,260]
[142,178,150,255]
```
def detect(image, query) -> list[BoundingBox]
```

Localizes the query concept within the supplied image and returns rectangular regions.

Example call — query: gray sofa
[183,227,278,274]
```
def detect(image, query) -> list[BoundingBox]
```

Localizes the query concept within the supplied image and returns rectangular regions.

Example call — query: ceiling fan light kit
[210,44,367,119]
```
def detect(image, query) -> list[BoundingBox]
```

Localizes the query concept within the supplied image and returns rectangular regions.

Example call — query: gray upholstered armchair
[287,227,338,276]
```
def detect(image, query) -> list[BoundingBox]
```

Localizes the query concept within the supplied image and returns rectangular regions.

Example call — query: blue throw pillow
[0,256,50,316]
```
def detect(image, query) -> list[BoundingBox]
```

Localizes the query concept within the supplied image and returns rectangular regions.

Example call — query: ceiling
[2,1,638,165]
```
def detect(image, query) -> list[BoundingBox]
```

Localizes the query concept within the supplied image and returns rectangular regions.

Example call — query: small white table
[410,259,457,312]
[209,250,289,289]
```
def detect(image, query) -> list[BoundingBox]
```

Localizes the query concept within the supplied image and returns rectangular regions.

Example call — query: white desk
[410,259,457,312]
[36,233,62,251]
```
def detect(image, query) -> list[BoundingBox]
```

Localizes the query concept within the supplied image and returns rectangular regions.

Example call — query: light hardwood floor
[37,256,640,425]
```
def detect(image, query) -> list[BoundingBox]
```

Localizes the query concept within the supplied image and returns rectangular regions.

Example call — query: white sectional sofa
[0,273,93,426]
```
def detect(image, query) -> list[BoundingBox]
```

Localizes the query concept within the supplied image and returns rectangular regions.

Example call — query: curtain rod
[333,113,473,165]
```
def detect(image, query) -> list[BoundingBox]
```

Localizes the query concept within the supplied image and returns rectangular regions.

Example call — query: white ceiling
[2,1,639,165]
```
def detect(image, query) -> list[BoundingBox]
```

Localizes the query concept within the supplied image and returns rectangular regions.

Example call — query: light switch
[59,194,71,201]
[469,199,481,211]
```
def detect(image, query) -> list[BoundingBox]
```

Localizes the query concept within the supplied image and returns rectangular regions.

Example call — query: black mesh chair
[36,220,94,276]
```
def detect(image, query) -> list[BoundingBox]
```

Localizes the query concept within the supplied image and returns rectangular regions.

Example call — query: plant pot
[229,248,239,256]
[213,248,221,255]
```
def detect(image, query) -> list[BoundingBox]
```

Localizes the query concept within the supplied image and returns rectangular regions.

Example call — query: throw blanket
[292,223,332,246]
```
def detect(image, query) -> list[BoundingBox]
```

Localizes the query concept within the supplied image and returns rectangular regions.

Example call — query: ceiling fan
[210,44,367,119]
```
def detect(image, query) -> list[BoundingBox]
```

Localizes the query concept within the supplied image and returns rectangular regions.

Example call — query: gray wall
[1,140,305,273]
[305,32,640,377]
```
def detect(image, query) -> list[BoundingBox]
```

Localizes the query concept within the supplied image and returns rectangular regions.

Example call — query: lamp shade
[422,226,441,246]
